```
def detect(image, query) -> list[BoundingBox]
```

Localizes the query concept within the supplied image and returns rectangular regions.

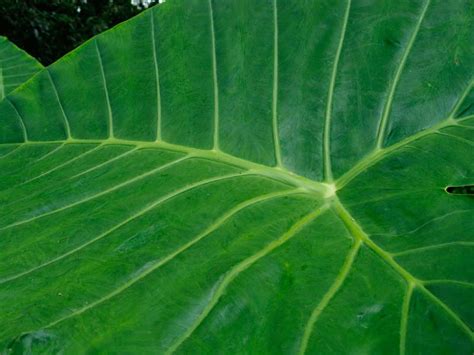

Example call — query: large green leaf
[1,0,473,353]
[0,36,43,101]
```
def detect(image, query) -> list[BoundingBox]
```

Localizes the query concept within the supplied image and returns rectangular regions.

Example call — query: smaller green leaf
[0,36,43,100]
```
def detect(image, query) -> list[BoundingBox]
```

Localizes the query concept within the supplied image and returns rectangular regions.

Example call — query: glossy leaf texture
[0,37,43,101]
[0,0,473,354]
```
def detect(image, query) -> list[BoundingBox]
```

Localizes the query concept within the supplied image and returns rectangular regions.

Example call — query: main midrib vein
[2,116,472,345]
[5,112,470,195]
[1,138,333,197]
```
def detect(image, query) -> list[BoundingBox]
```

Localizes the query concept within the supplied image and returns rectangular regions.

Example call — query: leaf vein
[434,131,474,147]
[399,282,414,355]
[393,241,474,258]
[150,11,162,142]
[337,114,474,189]
[5,97,28,142]
[449,79,473,119]
[375,0,431,149]
[0,155,190,231]
[1,173,278,285]
[208,0,220,151]
[94,39,114,139]
[423,280,474,288]
[30,143,65,164]
[15,144,102,188]
[323,0,351,182]
[12,188,300,346]
[299,238,361,354]
[68,146,137,180]
[46,69,72,139]
[168,205,327,354]
[272,0,282,167]
[334,199,473,340]
[0,145,22,160]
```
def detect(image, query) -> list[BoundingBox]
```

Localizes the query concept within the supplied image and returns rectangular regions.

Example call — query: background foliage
[0,0,159,65]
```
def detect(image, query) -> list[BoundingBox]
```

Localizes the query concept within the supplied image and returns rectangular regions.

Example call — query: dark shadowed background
[0,0,160,65]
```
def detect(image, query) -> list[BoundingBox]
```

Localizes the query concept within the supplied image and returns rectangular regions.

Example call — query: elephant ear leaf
[0,36,43,100]
[0,0,473,354]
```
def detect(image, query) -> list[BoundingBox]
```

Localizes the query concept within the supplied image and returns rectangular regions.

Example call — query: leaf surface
[0,0,473,353]
[0,36,43,101]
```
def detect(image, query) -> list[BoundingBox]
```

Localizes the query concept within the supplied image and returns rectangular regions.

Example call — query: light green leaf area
[0,0,473,354]
[0,36,43,102]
